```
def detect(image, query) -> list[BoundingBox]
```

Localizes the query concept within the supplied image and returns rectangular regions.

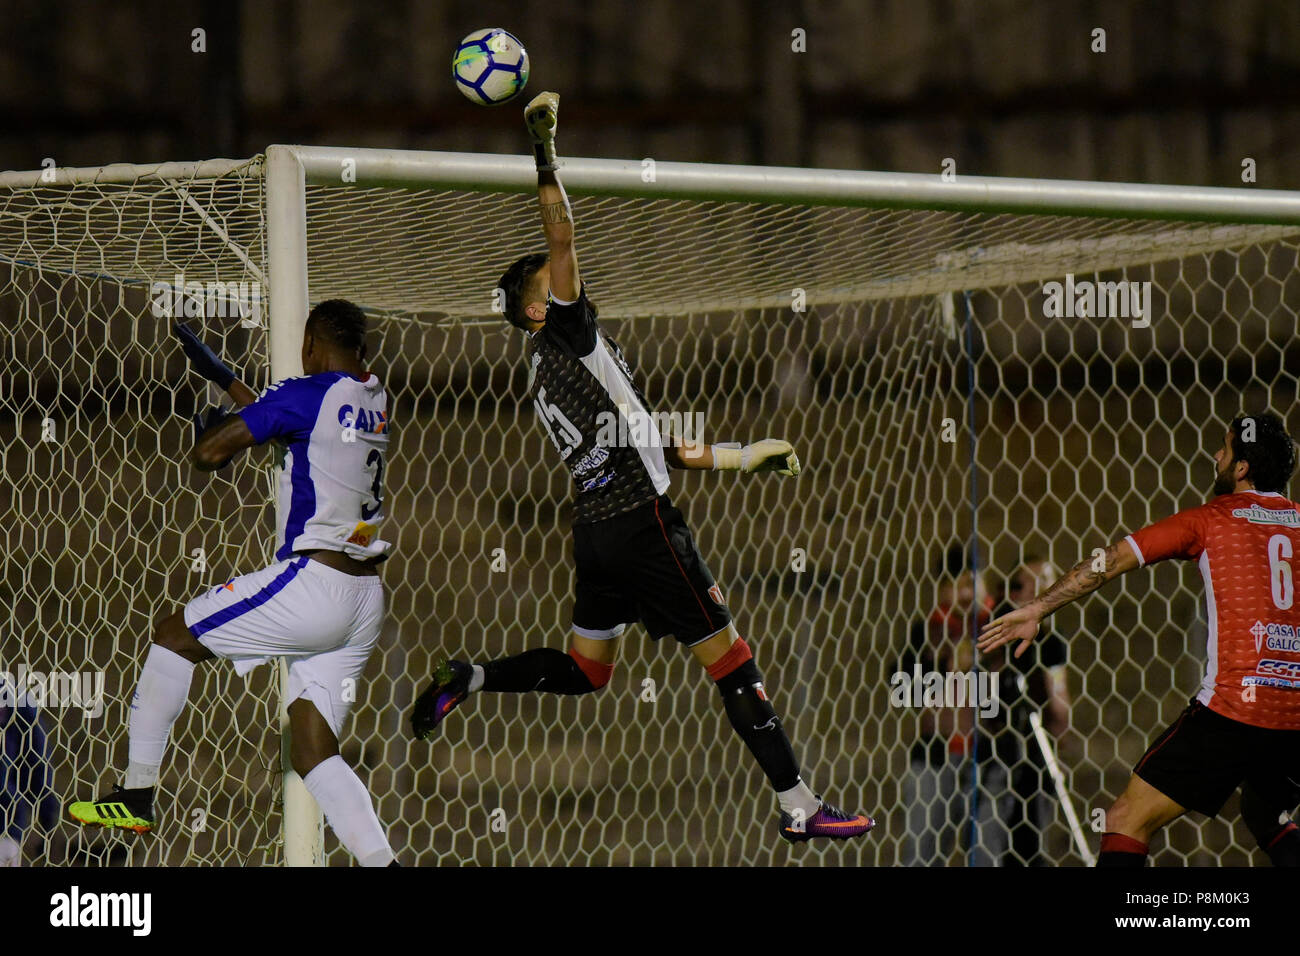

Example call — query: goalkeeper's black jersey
[526,285,670,525]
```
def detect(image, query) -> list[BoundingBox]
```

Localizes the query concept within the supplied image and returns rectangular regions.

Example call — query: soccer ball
[452,28,530,106]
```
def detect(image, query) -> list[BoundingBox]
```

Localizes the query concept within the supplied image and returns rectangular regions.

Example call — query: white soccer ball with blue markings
[452,28,530,106]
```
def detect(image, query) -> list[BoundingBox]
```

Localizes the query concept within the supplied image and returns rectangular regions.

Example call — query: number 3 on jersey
[1268,533,1294,610]
[535,385,582,459]
[361,448,384,520]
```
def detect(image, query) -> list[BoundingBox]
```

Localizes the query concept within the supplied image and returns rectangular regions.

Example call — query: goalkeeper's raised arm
[525,91,580,303]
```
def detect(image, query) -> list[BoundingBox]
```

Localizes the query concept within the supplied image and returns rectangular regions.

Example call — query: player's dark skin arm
[191,375,259,471]
[224,380,258,408]
[978,540,1139,657]
[193,412,258,471]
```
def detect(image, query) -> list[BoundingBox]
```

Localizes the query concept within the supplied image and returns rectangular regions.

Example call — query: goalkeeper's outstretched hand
[524,91,560,171]
[173,321,237,390]
[714,439,801,476]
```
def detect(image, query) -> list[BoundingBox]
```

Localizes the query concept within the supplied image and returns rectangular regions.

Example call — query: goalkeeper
[409,92,874,844]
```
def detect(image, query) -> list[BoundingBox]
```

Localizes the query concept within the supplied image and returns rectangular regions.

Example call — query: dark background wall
[4,0,1300,187]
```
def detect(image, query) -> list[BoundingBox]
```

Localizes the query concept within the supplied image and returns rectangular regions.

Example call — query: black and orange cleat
[779,798,875,843]
[409,659,473,740]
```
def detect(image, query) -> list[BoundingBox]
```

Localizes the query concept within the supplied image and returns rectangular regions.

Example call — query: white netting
[300,181,1295,318]
[3,154,1299,866]
[1,161,281,865]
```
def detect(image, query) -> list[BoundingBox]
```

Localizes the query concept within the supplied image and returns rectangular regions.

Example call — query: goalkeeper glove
[712,439,801,476]
[173,321,237,390]
[193,405,234,470]
[524,91,561,171]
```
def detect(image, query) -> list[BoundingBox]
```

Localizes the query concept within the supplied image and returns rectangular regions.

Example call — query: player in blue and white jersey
[68,301,398,867]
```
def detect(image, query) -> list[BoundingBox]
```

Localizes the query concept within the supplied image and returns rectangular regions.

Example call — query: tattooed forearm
[1030,543,1125,618]
[539,200,571,224]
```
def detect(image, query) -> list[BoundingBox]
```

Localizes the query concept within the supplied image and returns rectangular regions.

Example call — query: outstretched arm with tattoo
[978,540,1139,658]
[524,91,580,302]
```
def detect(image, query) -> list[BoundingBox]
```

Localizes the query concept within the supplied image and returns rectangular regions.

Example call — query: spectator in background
[990,557,1070,866]
[900,546,1009,865]
[0,678,60,866]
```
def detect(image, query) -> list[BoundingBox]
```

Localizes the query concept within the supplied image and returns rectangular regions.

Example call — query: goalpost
[4,146,1300,866]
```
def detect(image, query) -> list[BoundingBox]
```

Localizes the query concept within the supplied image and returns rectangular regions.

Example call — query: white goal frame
[8,145,1300,865]
[258,145,1300,864]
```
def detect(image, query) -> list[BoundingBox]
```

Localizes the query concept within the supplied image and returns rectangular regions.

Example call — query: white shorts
[183,556,385,738]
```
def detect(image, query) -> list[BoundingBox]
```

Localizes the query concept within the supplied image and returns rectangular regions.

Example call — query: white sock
[125,644,196,790]
[302,755,394,867]
[777,778,820,818]
[468,664,485,693]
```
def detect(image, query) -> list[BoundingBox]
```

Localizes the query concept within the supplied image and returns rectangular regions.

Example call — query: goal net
[3,150,1298,866]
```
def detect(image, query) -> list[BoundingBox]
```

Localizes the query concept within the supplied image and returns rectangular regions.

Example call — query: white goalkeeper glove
[525,91,561,171]
[712,439,801,476]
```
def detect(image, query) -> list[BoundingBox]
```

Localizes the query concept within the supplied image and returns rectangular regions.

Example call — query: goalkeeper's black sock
[479,647,612,695]
[1097,832,1148,867]
[710,639,801,793]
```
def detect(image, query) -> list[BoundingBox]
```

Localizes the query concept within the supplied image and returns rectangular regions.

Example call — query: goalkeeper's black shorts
[571,494,732,646]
